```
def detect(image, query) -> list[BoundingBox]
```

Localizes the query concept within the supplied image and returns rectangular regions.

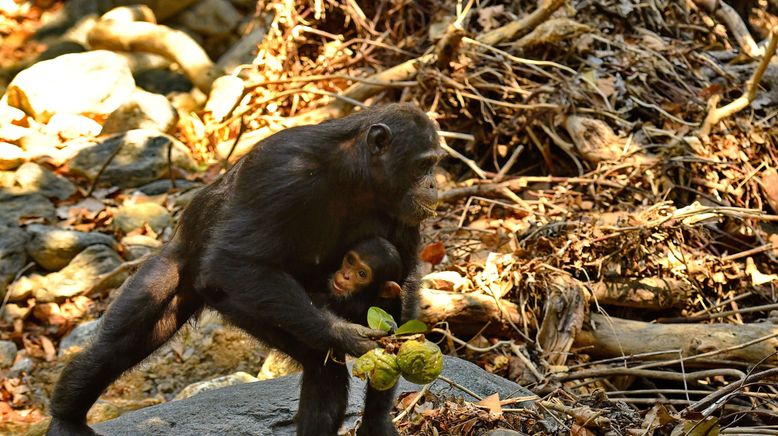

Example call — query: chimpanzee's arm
[201,263,386,357]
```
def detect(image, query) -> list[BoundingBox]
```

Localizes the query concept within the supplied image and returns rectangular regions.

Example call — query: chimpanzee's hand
[333,321,387,357]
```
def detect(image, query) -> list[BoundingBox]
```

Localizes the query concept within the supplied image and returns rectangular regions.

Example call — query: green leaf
[367,307,397,332]
[395,320,428,335]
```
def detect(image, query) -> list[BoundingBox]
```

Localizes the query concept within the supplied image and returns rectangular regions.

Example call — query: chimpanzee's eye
[358,270,367,278]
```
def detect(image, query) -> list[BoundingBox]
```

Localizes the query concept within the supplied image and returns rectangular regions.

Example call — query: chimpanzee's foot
[46,417,99,436]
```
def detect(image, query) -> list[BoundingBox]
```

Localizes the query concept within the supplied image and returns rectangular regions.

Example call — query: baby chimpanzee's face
[330,250,374,296]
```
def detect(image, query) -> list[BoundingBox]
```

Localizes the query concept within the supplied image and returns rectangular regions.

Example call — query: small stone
[101,89,179,135]
[205,76,244,122]
[176,0,241,37]
[6,274,44,302]
[1,304,31,324]
[173,187,202,209]
[174,372,258,401]
[27,245,122,302]
[0,340,17,367]
[17,130,64,165]
[59,318,101,357]
[257,350,301,380]
[0,142,25,170]
[26,224,117,271]
[13,162,76,200]
[121,234,161,260]
[0,123,29,143]
[0,222,28,296]
[68,130,198,188]
[45,113,102,139]
[5,50,135,123]
[0,192,56,223]
[113,202,172,234]
[135,179,200,196]
[9,356,32,376]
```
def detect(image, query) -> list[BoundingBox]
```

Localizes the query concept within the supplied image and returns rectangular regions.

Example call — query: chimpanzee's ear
[367,123,392,155]
[379,281,403,298]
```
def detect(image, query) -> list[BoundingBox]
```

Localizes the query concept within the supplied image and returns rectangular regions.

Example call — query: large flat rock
[96,356,532,435]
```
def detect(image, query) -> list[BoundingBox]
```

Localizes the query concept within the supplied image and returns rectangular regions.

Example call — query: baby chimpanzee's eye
[358,270,367,278]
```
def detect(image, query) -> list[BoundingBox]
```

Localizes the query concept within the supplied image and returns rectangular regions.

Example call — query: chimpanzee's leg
[48,246,202,435]
[357,385,400,436]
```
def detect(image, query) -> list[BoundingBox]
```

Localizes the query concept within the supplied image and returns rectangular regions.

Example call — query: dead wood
[574,314,778,366]
[418,288,534,337]
[590,277,692,310]
[479,0,567,46]
[87,6,222,93]
[693,0,761,57]
[537,274,588,366]
[700,27,778,136]
[216,0,566,161]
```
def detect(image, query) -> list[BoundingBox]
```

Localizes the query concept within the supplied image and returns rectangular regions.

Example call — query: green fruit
[352,349,401,391]
[397,339,443,384]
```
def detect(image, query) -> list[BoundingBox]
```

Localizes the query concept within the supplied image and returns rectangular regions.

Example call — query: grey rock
[0,222,28,297]
[25,224,117,271]
[8,356,32,377]
[216,15,271,73]
[59,318,101,357]
[173,187,202,209]
[176,0,241,37]
[27,245,121,302]
[135,179,200,196]
[101,89,179,135]
[174,372,259,401]
[484,430,523,436]
[0,192,56,223]
[13,162,76,200]
[37,40,88,62]
[4,50,135,123]
[121,234,161,260]
[68,130,198,188]
[113,203,172,234]
[135,70,193,95]
[0,142,25,170]
[96,356,533,435]
[0,340,17,367]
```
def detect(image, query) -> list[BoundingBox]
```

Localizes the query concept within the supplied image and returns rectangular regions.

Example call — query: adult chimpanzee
[47,103,442,436]
[323,237,403,324]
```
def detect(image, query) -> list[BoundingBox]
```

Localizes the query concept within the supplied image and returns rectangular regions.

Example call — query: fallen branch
[574,314,778,366]
[479,0,567,46]
[590,277,692,310]
[418,288,534,337]
[693,0,762,57]
[700,27,778,136]
[439,176,626,202]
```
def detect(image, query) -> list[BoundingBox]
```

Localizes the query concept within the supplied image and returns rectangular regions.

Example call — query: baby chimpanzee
[325,237,403,324]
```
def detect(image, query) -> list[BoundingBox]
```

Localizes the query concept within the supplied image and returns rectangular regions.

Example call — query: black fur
[47,103,442,436]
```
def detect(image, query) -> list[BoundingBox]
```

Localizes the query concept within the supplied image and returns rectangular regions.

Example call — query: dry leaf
[476,393,502,416]
[420,242,446,265]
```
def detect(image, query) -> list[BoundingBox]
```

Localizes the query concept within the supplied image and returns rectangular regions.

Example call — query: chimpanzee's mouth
[330,279,346,295]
